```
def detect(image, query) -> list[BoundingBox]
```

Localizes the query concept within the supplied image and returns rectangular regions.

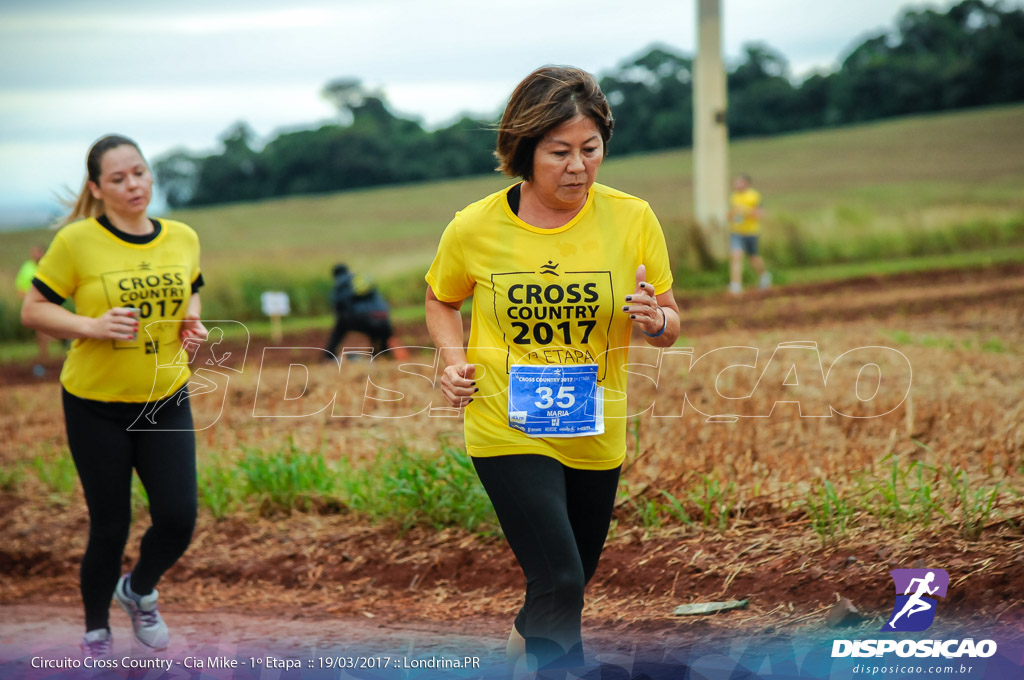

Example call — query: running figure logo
[882,568,949,632]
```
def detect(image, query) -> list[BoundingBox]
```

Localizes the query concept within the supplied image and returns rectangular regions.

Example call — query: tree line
[155,0,1024,208]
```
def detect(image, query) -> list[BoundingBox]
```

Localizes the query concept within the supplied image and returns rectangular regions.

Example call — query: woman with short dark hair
[425,66,680,672]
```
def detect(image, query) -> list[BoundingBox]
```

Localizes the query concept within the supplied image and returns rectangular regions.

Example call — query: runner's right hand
[89,307,139,341]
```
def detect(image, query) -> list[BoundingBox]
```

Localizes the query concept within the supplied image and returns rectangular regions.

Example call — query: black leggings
[62,388,197,632]
[472,454,620,668]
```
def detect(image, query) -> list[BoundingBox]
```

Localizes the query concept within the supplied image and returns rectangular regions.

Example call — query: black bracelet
[643,307,667,338]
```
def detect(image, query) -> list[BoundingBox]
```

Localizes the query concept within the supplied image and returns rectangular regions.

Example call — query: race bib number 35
[508,364,604,438]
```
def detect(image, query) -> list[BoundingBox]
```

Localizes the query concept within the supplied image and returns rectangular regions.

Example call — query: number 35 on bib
[507,364,604,437]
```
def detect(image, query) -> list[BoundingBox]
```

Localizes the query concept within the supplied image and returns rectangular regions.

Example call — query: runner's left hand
[622,265,664,335]
[180,314,209,342]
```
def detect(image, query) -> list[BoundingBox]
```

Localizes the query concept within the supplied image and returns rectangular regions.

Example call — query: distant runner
[15,245,55,374]
[728,173,771,294]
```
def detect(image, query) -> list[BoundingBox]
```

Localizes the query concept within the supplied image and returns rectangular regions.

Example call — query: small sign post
[260,291,290,342]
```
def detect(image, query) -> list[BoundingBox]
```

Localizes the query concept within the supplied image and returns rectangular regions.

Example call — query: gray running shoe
[114,574,169,650]
[81,628,112,657]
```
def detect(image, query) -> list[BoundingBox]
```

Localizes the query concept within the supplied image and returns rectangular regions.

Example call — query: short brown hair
[495,66,614,180]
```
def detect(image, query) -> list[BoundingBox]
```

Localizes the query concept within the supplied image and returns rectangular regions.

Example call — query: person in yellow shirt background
[21,135,207,657]
[15,244,55,375]
[728,173,771,294]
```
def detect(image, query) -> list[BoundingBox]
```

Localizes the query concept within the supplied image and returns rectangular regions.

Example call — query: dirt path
[0,603,507,662]
[3,508,1022,649]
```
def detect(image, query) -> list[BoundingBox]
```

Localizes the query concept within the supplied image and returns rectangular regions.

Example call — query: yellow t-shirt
[34,217,202,402]
[426,183,673,470]
[730,188,762,235]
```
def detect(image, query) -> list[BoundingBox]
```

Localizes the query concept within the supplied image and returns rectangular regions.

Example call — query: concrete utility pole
[693,0,729,260]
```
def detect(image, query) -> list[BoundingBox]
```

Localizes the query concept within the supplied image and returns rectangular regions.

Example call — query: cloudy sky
[0,0,976,223]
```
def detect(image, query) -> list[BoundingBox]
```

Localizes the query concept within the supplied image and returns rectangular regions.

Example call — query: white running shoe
[81,628,112,657]
[759,272,773,289]
[114,574,169,650]
[729,281,742,295]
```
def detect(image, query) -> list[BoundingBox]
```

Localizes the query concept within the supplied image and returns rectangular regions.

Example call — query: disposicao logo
[882,568,949,632]
[831,568,998,659]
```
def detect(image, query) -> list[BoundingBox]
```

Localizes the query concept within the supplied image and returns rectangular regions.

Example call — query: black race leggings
[62,388,197,632]
[472,454,621,669]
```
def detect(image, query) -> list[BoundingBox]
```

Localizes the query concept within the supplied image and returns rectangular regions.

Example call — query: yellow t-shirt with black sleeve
[426,182,674,471]
[730,188,763,235]
[33,216,202,403]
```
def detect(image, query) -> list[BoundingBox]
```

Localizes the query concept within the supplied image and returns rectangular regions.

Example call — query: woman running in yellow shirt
[426,66,680,673]
[21,135,207,656]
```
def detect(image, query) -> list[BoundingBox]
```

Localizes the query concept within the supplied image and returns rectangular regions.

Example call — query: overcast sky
[0,0,982,222]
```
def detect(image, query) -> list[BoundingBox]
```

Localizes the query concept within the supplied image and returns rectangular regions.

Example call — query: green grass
[0,342,46,363]
[15,436,1014,541]
[861,454,946,527]
[30,452,77,504]
[804,480,853,545]
[0,462,25,492]
[238,441,340,516]
[883,328,1013,356]
[197,465,239,520]
[946,467,1001,540]
[981,338,1008,354]
[820,450,1006,542]
[619,476,740,533]
[195,442,342,518]
[340,435,496,533]
[688,475,739,531]
[193,436,496,531]
[3,104,1024,341]
[659,490,695,528]
[612,452,1012,543]
[206,313,333,343]
[773,244,1024,287]
[131,475,149,514]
